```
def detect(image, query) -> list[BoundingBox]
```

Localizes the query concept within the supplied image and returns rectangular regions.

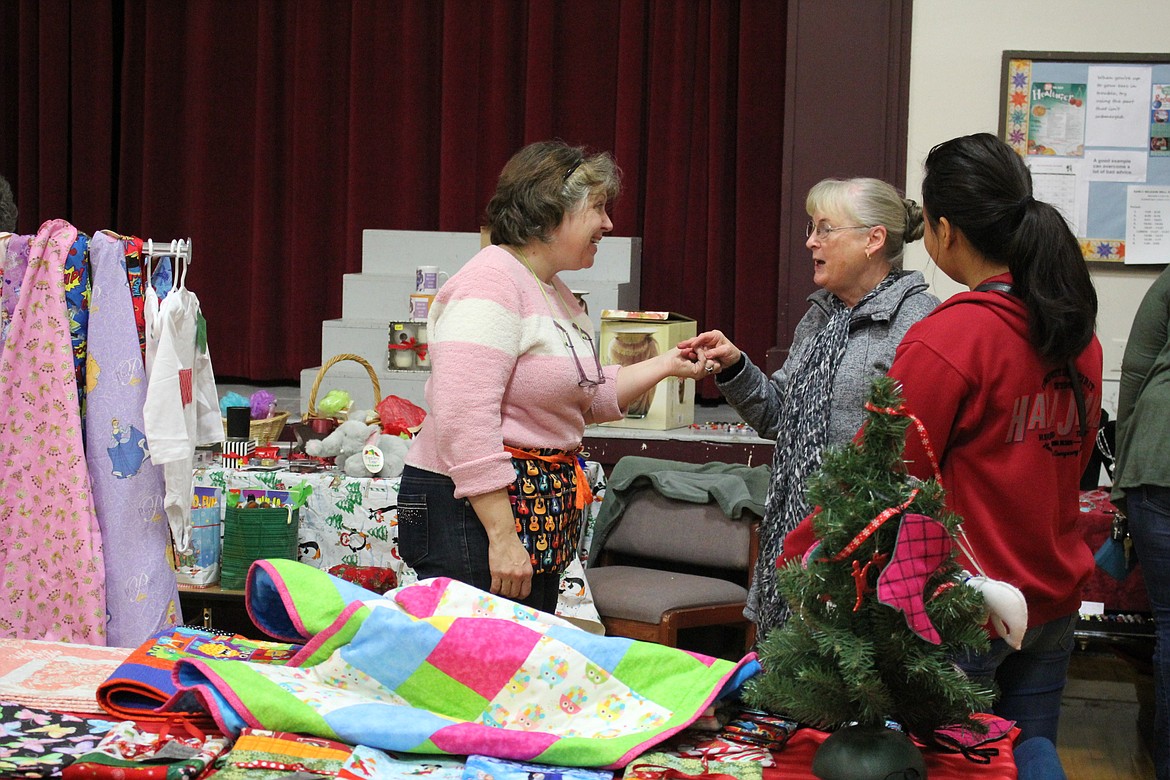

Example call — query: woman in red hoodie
[887,133,1102,743]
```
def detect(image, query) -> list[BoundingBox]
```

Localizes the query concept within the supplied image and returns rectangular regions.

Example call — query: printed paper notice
[1126,186,1170,264]
[1085,150,1147,182]
[1027,82,1086,156]
[1025,157,1087,236]
[1086,66,1151,148]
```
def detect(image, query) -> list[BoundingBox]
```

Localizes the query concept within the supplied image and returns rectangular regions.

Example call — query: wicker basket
[221,410,290,444]
[305,353,383,426]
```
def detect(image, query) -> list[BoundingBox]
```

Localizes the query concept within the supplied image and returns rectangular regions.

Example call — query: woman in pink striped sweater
[399,141,707,613]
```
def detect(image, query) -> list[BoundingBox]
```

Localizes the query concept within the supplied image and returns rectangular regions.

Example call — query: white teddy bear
[304,411,410,478]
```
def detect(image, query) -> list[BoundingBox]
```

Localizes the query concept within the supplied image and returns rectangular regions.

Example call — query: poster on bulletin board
[1001,51,1170,266]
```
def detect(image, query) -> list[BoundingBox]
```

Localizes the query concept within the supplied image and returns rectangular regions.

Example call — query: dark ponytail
[922,133,1097,365]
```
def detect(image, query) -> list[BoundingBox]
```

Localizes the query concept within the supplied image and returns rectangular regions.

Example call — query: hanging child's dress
[64,233,91,428]
[1,233,31,345]
[142,263,223,554]
[85,231,182,647]
[0,219,106,643]
[0,232,11,337]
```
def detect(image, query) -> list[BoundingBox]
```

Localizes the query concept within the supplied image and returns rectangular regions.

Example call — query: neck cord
[510,246,580,323]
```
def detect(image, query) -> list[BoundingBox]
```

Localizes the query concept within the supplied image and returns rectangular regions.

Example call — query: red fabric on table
[764,717,1019,780]
[1077,489,1149,612]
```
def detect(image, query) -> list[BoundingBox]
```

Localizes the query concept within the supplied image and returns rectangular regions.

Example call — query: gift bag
[176,485,223,587]
[220,504,300,590]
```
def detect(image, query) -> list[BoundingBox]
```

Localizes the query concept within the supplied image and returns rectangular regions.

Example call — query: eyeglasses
[806,220,872,239]
[552,320,607,388]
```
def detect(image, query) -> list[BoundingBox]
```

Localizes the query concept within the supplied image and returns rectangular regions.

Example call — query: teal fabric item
[586,456,771,564]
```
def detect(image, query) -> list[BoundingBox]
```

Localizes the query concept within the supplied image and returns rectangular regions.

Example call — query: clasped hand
[675,330,741,377]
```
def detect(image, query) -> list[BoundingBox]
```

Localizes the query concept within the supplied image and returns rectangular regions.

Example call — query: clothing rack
[143,237,192,287]
[143,237,192,262]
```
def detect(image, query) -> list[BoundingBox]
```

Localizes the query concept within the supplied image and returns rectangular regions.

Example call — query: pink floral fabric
[0,219,106,643]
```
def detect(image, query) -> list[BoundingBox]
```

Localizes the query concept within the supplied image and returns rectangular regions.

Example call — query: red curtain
[0,1,785,387]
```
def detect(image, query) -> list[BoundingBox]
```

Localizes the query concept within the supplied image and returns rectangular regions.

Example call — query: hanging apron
[85,231,182,646]
[0,219,106,643]
[1,233,31,345]
[64,232,91,427]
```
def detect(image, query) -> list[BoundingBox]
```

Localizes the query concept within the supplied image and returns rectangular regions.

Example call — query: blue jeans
[397,465,561,614]
[1127,484,1170,780]
[1013,737,1067,780]
[957,612,1077,743]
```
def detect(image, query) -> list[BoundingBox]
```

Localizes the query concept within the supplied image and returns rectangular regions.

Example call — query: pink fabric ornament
[876,513,954,644]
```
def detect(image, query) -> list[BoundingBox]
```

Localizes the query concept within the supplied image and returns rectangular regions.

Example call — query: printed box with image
[599,310,696,430]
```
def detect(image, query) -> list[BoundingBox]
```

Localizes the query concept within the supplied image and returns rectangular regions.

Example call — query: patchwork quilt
[172,559,757,768]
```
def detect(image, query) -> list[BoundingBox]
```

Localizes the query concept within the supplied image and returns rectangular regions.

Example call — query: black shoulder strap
[1066,360,1089,439]
[973,281,1015,294]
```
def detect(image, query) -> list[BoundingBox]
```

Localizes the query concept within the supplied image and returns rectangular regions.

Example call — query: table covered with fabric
[0,617,1017,777]
[1078,488,1149,613]
[187,464,606,630]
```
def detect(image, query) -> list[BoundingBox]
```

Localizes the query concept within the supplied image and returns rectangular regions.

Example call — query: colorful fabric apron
[505,446,592,574]
[0,218,106,643]
[85,230,182,647]
[1,233,31,345]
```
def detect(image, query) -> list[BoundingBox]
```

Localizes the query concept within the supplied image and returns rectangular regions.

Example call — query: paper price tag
[362,445,384,474]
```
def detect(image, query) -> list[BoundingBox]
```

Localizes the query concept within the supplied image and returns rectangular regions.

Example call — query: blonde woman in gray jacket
[680,177,939,640]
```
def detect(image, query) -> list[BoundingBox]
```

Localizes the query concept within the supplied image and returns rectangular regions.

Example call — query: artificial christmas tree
[744,377,997,742]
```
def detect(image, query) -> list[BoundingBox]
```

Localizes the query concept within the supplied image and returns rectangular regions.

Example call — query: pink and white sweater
[406,245,623,498]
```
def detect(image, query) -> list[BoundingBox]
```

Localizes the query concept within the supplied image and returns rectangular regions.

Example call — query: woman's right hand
[677,329,742,375]
[487,533,534,601]
[468,489,534,601]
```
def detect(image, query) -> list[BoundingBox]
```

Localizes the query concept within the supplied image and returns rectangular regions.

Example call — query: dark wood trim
[581,434,773,472]
[770,0,913,374]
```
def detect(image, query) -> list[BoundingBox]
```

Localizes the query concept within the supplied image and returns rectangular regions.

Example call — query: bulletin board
[1000,51,1170,266]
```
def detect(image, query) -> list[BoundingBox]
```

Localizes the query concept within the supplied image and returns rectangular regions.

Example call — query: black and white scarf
[747,272,900,639]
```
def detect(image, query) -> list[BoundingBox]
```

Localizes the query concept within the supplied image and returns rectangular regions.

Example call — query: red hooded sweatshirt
[783,274,1103,629]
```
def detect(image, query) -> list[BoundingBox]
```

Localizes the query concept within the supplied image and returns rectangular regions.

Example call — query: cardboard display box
[599,310,696,430]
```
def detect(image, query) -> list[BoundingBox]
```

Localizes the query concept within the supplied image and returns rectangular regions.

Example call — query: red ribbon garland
[830,488,919,562]
[825,401,944,563]
[863,399,944,483]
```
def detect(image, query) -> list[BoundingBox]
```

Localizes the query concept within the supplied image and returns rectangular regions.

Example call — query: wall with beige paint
[906,1,1170,407]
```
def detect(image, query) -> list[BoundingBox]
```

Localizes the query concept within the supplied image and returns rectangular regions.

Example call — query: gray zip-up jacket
[718,270,939,446]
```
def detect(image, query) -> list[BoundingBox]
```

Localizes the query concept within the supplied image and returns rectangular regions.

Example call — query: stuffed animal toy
[304,411,410,478]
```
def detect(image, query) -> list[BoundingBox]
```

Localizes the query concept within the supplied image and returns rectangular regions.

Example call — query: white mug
[416,265,449,293]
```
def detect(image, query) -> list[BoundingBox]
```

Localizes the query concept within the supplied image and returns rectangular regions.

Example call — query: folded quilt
[172,559,758,769]
[213,727,354,779]
[0,638,132,715]
[61,719,230,779]
[96,625,300,723]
